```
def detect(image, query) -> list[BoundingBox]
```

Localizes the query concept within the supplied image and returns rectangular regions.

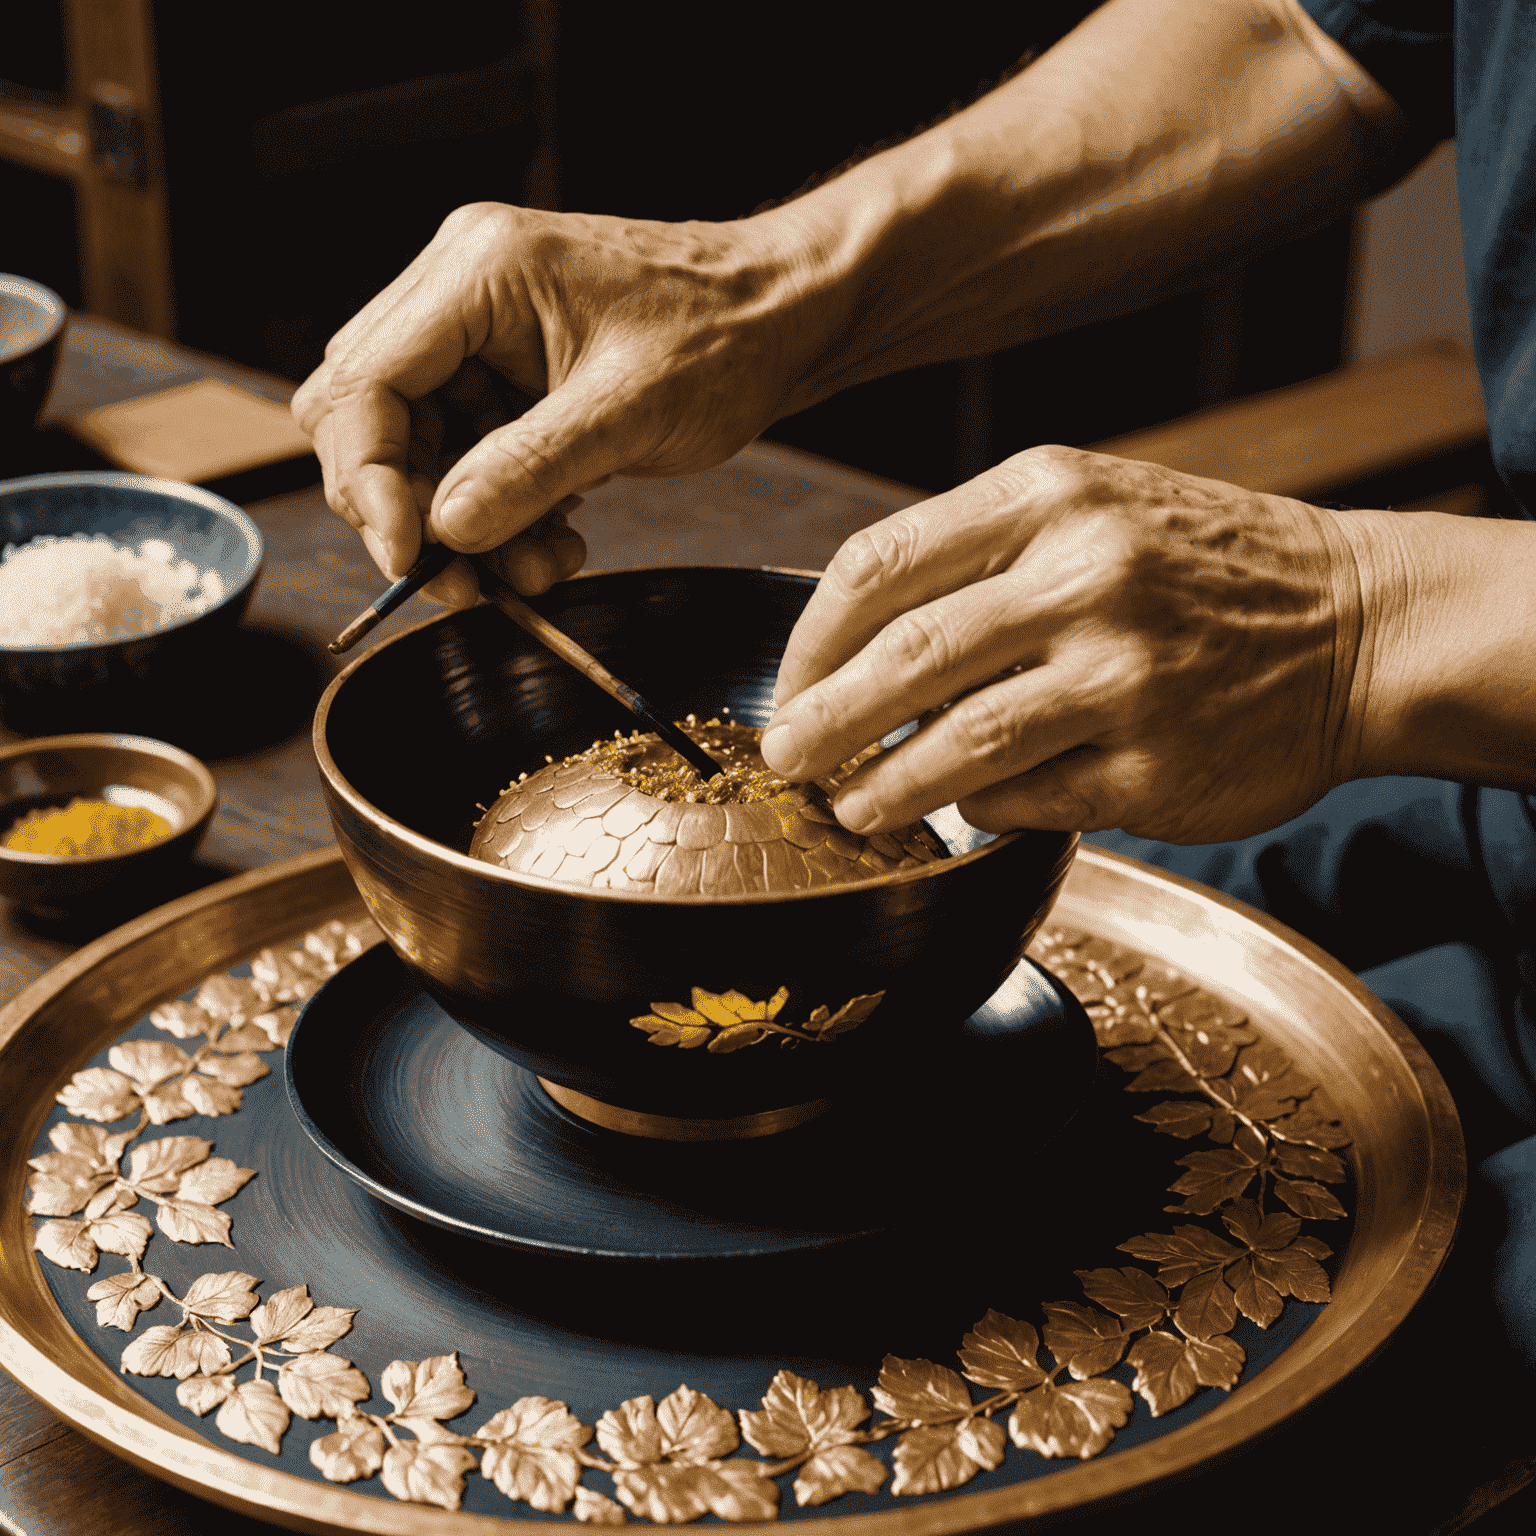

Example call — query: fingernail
[759,722,804,776]
[835,791,877,833]
[438,496,487,545]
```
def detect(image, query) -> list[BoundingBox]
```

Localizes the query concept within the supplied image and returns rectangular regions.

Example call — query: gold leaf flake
[1041,1302,1127,1379]
[216,1378,290,1455]
[890,1420,1002,1496]
[1273,1179,1349,1220]
[872,1356,974,1423]
[149,999,210,1039]
[957,1310,1047,1391]
[795,1443,888,1506]
[1008,1378,1133,1459]
[477,1397,592,1512]
[179,1076,243,1117]
[174,1157,256,1207]
[574,1485,628,1523]
[311,1415,386,1482]
[155,1198,233,1246]
[88,1212,154,1260]
[181,1270,261,1322]
[34,1217,100,1271]
[177,1372,236,1415]
[126,1136,213,1192]
[108,1039,191,1091]
[381,1441,478,1510]
[87,1271,162,1331]
[1126,1330,1245,1416]
[381,1352,475,1423]
[1074,1267,1170,1332]
[278,1353,372,1419]
[738,1371,869,1460]
[196,1052,270,1087]
[57,1067,140,1122]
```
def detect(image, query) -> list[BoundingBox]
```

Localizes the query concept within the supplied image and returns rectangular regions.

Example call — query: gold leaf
[279,1304,357,1354]
[174,1157,257,1207]
[649,1001,710,1028]
[1125,1058,1194,1093]
[57,1067,140,1122]
[1274,1142,1347,1182]
[26,1157,112,1217]
[1074,1267,1170,1331]
[141,1084,195,1124]
[597,1395,664,1467]
[88,1212,154,1260]
[1127,1329,1246,1416]
[1221,1198,1297,1252]
[1008,1378,1133,1459]
[109,1039,191,1090]
[126,1136,213,1193]
[811,992,884,1039]
[1250,1247,1332,1305]
[691,988,749,1027]
[278,1352,373,1419]
[1273,1179,1349,1220]
[249,1282,309,1341]
[48,1121,135,1167]
[656,1384,738,1463]
[612,1460,778,1524]
[1117,1226,1242,1287]
[196,972,269,1023]
[1225,1256,1285,1327]
[156,1199,233,1246]
[177,1372,236,1415]
[795,1443,888,1506]
[574,1484,628,1524]
[120,1323,188,1376]
[1134,1100,1215,1138]
[631,1014,711,1049]
[34,1218,100,1271]
[1041,1302,1127,1379]
[1269,1099,1351,1149]
[873,1355,975,1422]
[209,1022,274,1053]
[150,999,210,1039]
[381,1441,477,1510]
[181,1270,261,1323]
[477,1397,591,1512]
[1173,1267,1238,1340]
[179,1076,243,1117]
[254,1007,299,1048]
[890,1421,994,1496]
[1103,1044,1165,1071]
[380,1352,475,1423]
[739,1371,869,1459]
[1169,1025,1253,1079]
[765,986,789,1020]
[1292,1233,1334,1261]
[311,1415,386,1482]
[84,1183,136,1220]
[216,1378,291,1455]
[396,1415,466,1444]
[87,1271,162,1331]
[196,1052,270,1087]
[1164,1148,1261,1215]
[706,1024,767,1053]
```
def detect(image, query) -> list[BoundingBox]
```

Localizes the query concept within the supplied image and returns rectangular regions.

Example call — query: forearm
[1342,511,1536,793]
[759,0,1409,414]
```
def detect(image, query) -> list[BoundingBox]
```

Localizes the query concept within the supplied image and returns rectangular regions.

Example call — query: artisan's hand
[762,447,1380,844]
[292,203,820,604]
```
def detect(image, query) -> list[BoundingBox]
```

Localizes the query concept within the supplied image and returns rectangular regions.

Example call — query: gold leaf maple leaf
[1007,1377,1133,1459]
[476,1396,592,1514]
[381,1440,478,1510]
[311,1415,386,1483]
[739,1370,886,1507]
[890,1419,1004,1496]
[1126,1328,1245,1416]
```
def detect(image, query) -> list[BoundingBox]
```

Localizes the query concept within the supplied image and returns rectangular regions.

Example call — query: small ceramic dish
[0,471,263,731]
[0,733,217,918]
[0,275,66,441]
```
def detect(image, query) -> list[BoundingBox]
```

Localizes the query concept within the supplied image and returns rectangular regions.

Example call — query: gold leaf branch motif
[27,919,1351,1521]
[631,986,884,1052]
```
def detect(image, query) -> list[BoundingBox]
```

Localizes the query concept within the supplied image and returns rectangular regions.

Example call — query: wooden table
[3,322,1531,1535]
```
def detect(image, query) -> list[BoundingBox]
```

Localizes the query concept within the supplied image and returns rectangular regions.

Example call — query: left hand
[760,445,1374,845]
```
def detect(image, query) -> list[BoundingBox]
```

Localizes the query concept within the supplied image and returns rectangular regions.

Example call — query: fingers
[773,455,1053,706]
[417,499,589,607]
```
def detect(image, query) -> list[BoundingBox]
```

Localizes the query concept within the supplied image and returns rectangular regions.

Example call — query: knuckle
[827,514,919,600]
[880,609,955,678]
[948,689,1029,769]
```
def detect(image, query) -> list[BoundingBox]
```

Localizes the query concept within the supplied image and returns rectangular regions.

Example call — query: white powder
[0,532,227,646]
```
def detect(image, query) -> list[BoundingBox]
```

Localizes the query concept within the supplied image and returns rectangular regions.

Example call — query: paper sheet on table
[69,377,313,482]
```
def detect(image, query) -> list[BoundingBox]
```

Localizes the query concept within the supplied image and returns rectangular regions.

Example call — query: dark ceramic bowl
[0,733,217,919]
[0,472,263,731]
[0,275,66,444]
[314,568,1079,1124]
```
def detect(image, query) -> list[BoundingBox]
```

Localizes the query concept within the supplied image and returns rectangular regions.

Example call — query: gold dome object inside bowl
[470,718,947,896]
[314,568,1080,1134]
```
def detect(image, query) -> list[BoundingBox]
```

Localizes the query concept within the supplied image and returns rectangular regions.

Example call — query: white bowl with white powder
[0,472,262,727]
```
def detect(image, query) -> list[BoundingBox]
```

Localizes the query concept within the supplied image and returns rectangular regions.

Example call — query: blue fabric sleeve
[1297,0,1455,140]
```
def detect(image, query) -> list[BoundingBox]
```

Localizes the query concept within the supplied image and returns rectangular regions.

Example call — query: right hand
[292,202,820,603]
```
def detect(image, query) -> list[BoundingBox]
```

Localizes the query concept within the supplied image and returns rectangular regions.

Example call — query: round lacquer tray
[0,845,1463,1534]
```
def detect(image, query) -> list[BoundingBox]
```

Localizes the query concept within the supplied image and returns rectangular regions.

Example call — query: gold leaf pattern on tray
[28,916,1352,1520]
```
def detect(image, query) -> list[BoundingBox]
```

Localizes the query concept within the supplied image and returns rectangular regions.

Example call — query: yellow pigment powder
[4,798,174,857]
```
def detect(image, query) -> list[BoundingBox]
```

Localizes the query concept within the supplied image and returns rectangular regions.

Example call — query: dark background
[3,0,1352,492]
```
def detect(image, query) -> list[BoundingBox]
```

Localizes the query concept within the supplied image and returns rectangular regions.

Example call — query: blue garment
[1300,1,1536,517]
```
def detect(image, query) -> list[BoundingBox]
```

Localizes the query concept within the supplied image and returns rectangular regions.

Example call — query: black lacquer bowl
[314,567,1079,1124]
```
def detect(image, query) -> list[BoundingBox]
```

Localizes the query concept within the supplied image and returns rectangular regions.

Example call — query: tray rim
[0,843,1466,1534]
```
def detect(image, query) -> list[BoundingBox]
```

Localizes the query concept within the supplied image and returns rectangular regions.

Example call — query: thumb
[428,367,645,553]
